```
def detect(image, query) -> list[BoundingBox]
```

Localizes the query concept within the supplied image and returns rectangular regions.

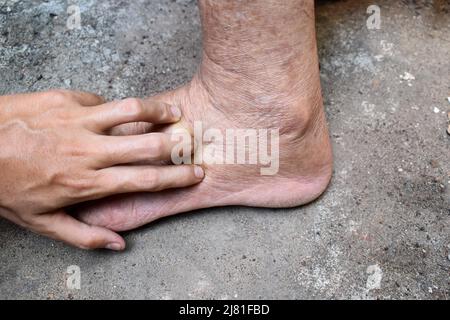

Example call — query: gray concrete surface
[0,0,449,300]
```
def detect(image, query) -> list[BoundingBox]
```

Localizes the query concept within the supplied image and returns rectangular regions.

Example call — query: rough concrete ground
[0,0,449,299]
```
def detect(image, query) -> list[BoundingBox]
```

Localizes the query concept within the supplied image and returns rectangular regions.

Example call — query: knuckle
[52,172,93,196]
[148,136,165,157]
[78,236,102,250]
[17,212,37,229]
[87,145,104,163]
[52,108,76,125]
[46,90,72,105]
[31,217,52,235]
[69,179,92,196]
[70,178,92,193]
[120,98,144,118]
[87,92,105,104]
[141,170,161,190]
[160,104,171,119]
[59,143,85,158]
[84,171,103,197]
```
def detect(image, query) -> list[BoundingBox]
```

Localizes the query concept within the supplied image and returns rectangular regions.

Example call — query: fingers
[82,98,181,132]
[97,165,204,196]
[95,133,192,167]
[33,210,125,251]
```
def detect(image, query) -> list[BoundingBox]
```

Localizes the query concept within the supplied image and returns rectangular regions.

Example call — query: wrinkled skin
[77,0,334,231]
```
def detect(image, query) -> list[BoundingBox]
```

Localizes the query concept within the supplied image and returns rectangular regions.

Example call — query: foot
[76,0,333,231]
[76,64,333,231]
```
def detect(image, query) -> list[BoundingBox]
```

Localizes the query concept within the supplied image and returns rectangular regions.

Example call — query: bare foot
[76,0,333,231]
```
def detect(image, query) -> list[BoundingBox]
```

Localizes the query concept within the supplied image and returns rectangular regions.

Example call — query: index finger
[81,98,182,132]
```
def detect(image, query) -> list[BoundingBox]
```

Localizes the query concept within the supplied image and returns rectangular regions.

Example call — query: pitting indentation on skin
[170,122,280,176]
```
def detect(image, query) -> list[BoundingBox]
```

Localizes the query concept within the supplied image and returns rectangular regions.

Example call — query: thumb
[33,210,125,251]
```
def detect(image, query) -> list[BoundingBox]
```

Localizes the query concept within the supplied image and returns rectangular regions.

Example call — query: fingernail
[105,243,123,251]
[194,166,205,179]
[171,106,182,119]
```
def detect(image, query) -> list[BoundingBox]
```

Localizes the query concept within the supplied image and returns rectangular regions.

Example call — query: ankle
[194,53,323,138]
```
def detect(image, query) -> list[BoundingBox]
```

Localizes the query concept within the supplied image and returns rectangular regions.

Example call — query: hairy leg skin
[76,0,333,231]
